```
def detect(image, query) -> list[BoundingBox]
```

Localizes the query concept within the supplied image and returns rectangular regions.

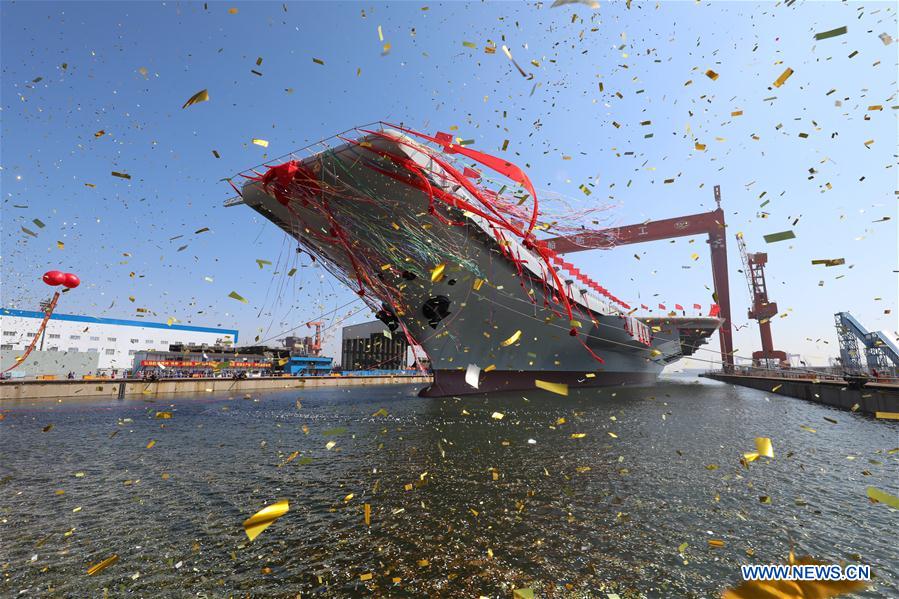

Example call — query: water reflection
[1,375,896,597]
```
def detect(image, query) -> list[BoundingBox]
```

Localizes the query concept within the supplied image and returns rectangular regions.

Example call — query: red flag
[641,304,649,310]
[675,304,684,311]
[693,303,702,310]
[658,303,666,310]
[709,304,720,317]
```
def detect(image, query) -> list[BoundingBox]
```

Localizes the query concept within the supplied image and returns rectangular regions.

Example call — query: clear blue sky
[2,1,896,366]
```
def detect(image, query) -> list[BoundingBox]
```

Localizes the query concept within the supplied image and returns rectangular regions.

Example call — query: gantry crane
[540,185,735,371]
[834,312,899,376]
[305,321,323,356]
[736,234,788,368]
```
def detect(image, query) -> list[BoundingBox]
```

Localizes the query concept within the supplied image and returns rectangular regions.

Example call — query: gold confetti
[875,411,899,420]
[360,572,373,581]
[94,130,105,138]
[570,433,586,439]
[111,171,131,179]
[364,503,371,525]
[500,330,522,347]
[472,278,485,291]
[86,554,118,576]
[866,486,899,508]
[708,539,725,548]
[430,262,446,282]
[800,425,817,433]
[491,412,505,420]
[228,7,238,14]
[535,379,568,396]
[146,440,156,449]
[772,67,794,88]
[155,411,173,419]
[228,291,248,303]
[57,241,65,250]
[705,69,719,80]
[312,57,325,65]
[252,138,269,148]
[243,500,289,541]
[181,89,209,109]
[755,437,773,458]
[371,408,389,417]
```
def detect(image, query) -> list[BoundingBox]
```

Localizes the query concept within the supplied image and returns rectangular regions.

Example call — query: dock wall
[0,374,433,401]
[702,373,899,414]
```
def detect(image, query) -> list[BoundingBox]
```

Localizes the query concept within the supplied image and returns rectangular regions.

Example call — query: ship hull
[238,128,721,397]
[420,369,659,397]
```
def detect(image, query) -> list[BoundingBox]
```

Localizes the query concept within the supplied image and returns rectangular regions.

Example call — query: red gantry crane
[539,186,735,371]
[736,234,788,368]
[305,321,323,357]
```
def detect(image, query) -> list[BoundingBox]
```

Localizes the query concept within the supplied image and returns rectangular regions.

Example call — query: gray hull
[238,129,721,396]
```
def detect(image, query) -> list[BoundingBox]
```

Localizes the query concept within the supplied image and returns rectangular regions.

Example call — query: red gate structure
[538,185,734,371]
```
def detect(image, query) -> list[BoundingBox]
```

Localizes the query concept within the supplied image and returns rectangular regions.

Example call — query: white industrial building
[1,308,238,374]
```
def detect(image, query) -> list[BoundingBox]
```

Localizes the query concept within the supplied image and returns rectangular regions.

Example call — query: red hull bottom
[418,369,660,397]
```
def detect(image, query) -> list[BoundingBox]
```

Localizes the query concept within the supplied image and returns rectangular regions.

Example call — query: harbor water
[1,374,897,597]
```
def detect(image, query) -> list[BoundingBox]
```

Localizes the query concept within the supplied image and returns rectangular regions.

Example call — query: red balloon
[62,273,81,289]
[42,270,65,286]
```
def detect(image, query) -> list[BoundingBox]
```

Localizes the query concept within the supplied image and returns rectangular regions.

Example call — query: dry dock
[702,371,899,415]
[0,374,433,401]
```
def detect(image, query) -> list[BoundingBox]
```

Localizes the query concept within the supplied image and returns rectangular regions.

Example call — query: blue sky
[2,1,896,366]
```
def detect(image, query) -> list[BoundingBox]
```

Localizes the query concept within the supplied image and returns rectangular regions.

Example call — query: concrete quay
[702,371,899,415]
[0,374,433,401]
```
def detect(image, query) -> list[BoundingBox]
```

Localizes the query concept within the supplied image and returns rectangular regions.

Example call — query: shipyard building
[0,308,237,377]
[341,320,409,371]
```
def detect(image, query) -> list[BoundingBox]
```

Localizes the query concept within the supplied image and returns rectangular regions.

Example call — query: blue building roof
[1,308,239,342]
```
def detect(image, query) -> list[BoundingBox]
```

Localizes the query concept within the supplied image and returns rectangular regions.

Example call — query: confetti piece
[472,278,485,291]
[875,412,899,420]
[491,412,504,420]
[228,291,248,303]
[255,259,272,269]
[371,408,389,417]
[772,67,794,88]
[800,425,817,433]
[360,572,373,581]
[325,440,336,450]
[879,32,893,45]
[243,500,289,541]
[94,130,105,138]
[111,171,131,179]
[87,554,118,576]
[252,138,269,148]
[763,230,795,243]
[513,589,535,599]
[814,26,847,40]
[535,379,568,396]
[695,142,707,151]
[228,7,238,14]
[866,486,899,508]
[155,411,173,419]
[312,57,324,65]
[500,330,522,347]
[570,433,586,439]
[705,69,719,80]
[181,89,209,109]
[465,364,480,389]
[42,424,53,432]
[146,440,156,449]
[430,262,446,282]
[755,437,773,458]
[364,503,371,526]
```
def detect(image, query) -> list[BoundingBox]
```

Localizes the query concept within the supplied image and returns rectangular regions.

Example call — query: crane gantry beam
[537,186,734,371]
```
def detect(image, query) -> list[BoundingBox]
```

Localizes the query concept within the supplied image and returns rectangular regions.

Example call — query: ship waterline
[238,127,721,395]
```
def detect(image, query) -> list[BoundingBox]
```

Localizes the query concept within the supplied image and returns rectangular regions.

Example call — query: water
[1,374,897,598]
